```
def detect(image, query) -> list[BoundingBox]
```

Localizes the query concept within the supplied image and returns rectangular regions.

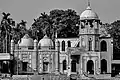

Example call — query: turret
[79,1,101,51]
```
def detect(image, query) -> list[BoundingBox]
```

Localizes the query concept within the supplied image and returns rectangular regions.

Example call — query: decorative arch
[100,40,107,51]
[63,60,67,70]
[62,41,65,51]
[101,59,107,74]
[87,60,94,74]
[71,60,76,72]
[67,41,71,47]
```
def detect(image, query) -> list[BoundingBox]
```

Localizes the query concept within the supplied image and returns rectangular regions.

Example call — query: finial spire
[86,0,91,10]
[88,0,90,7]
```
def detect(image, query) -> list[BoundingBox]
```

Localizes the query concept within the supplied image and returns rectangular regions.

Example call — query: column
[55,41,60,73]
[39,53,43,73]
[93,36,95,51]
[93,59,96,75]
[67,49,71,76]
[84,57,87,73]
[32,39,37,73]
[11,40,14,55]
[80,56,83,74]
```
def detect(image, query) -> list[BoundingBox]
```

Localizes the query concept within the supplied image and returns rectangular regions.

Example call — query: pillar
[93,59,96,75]
[32,39,37,72]
[80,56,82,74]
[67,49,71,76]
[84,58,87,73]
[11,40,14,55]
[55,41,60,73]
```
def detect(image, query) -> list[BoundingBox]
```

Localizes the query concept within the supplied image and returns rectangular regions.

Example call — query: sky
[0,0,120,29]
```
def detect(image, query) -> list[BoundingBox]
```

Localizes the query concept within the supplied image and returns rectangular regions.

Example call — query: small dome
[80,6,99,20]
[38,35,53,47]
[18,34,34,47]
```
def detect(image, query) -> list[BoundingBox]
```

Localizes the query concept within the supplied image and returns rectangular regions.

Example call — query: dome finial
[86,0,91,10]
[88,0,90,7]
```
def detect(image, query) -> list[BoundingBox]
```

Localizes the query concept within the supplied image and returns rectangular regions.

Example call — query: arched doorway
[87,60,94,74]
[101,59,107,74]
[71,60,76,72]
[2,61,9,73]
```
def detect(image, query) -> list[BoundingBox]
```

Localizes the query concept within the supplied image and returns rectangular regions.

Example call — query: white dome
[18,34,34,47]
[80,6,99,20]
[38,35,53,47]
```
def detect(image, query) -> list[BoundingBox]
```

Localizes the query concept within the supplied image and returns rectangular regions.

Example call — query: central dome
[80,6,99,20]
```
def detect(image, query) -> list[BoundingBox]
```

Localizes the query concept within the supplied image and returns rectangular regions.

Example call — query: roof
[80,6,99,20]
[38,35,53,47]
[18,34,34,47]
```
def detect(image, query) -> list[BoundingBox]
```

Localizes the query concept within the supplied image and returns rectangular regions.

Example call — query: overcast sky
[0,0,120,28]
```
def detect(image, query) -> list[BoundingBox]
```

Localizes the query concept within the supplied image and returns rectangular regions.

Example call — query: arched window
[71,60,76,72]
[63,60,67,70]
[101,40,107,51]
[87,60,94,74]
[68,41,71,47]
[101,59,107,74]
[62,41,65,51]
[88,38,92,51]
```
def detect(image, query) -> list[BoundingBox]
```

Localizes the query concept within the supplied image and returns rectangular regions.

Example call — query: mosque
[0,1,119,80]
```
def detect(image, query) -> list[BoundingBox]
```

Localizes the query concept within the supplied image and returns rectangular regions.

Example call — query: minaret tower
[79,0,101,51]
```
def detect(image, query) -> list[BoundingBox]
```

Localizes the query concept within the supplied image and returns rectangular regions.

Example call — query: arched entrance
[2,61,9,73]
[101,59,107,74]
[87,60,94,74]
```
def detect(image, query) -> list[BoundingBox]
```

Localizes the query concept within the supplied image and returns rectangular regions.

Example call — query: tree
[106,20,120,59]
[11,20,27,44]
[0,12,27,53]
[30,9,80,41]
[0,12,15,53]
[50,9,80,38]
[107,20,120,49]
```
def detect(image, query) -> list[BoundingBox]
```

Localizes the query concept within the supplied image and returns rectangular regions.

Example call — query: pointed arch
[101,59,107,74]
[101,40,107,51]
[62,41,65,51]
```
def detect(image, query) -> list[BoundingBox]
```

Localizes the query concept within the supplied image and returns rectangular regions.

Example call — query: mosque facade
[0,1,119,80]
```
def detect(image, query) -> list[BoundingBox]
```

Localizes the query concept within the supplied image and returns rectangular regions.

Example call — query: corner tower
[79,1,101,51]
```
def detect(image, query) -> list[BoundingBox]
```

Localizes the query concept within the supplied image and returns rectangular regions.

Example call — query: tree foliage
[0,12,27,53]
[107,20,120,50]
[30,9,80,41]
